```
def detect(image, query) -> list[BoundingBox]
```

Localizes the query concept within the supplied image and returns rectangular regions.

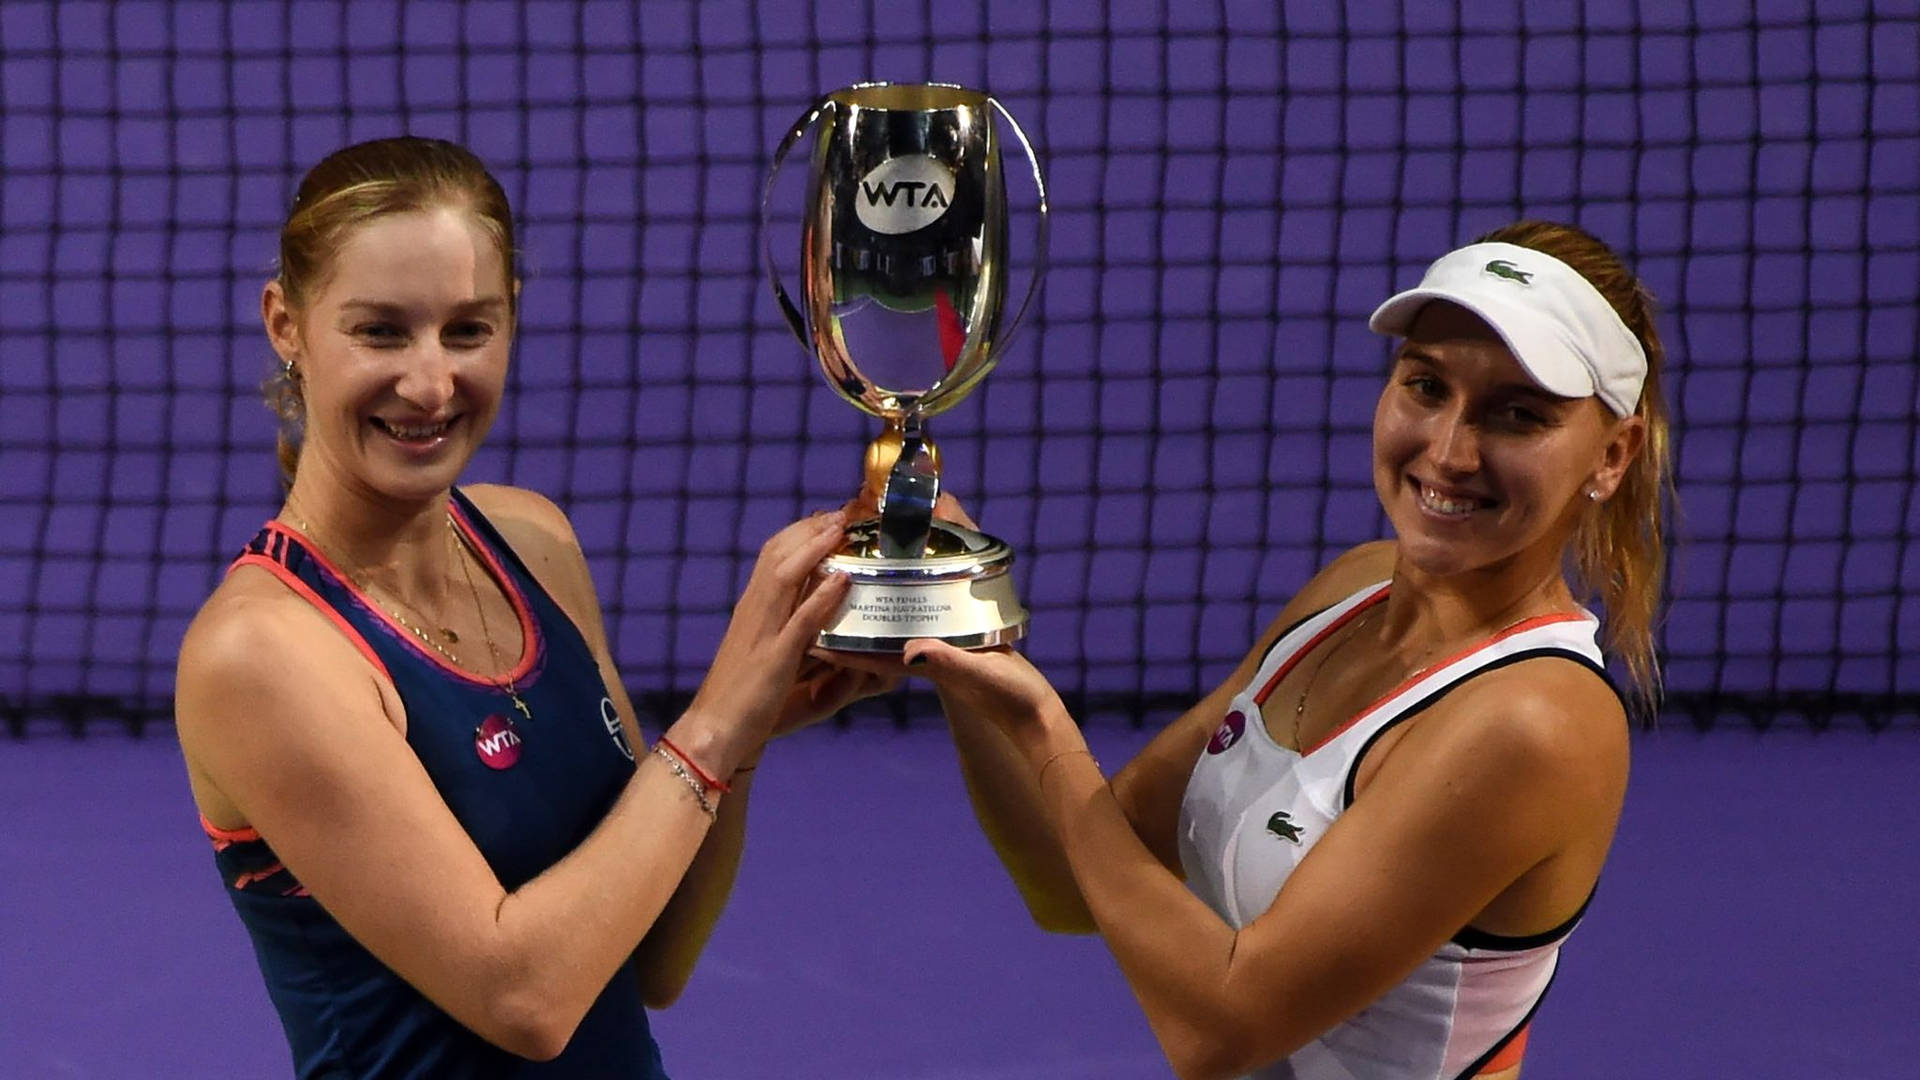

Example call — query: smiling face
[1373,301,1643,583]
[264,205,514,506]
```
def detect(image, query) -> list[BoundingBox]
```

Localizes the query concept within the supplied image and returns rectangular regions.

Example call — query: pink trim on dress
[1300,607,1592,757]
[264,516,540,690]
[200,812,261,848]
[228,550,394,681]
[1252,584,1391,712]
[447,501,541,686]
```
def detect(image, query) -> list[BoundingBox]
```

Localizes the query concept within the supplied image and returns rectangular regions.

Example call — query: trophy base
[816,518,1028,652]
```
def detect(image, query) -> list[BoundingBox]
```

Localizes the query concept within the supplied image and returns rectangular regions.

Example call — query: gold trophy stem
[862,416,941,510]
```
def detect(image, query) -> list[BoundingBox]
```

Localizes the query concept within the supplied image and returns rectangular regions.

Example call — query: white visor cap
[1367,241,1647,417]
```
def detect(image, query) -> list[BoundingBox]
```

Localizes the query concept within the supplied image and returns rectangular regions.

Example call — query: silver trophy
[765,83,1048,651]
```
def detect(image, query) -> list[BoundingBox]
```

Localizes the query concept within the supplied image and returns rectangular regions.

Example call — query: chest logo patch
[1206,709,1247,754]
[475,714,523,770]
[1265,810,1304,844]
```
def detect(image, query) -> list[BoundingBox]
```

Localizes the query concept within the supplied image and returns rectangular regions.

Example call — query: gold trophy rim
[827,81,989,112]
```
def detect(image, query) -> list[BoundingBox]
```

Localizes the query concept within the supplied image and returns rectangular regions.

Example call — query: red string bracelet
[658,735,731,793]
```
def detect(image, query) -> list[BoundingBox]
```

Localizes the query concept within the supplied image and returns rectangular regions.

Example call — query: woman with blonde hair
[902,220,1670,1079]
[176,136,883,1078]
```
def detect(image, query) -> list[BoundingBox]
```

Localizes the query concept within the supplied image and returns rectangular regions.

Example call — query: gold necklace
[1291,604,1380,751]
[282,503,531,723]
[284,507,463,648]
[450,521,534,724]
[1292,601,1551,750]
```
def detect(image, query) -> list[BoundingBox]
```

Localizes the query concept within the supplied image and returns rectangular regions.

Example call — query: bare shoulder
[1253,540,1397,647]
[1296,540,1396,610]
[1412,655,1629,796]
[459,483,608,645]
[177,566,391,732]
[460,484,582,562]
[178,568,340,696]
[1458,655,1627,744]
[1108,540,1397,871]
[176,566,398,817]
[1214,540,1399,688]
[460,485,595,588]
[1347,653,1629,899]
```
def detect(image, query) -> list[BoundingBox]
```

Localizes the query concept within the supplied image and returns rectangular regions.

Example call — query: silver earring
[283,357,298,380]
[1586,488,1601,502]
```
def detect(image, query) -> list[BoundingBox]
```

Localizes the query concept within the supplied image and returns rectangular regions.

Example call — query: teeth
[1418,482,1479,516]
[379,418,450,440]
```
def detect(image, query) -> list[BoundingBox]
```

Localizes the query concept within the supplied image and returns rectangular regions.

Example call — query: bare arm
[933,541,1401,933]
[934,652,1252,933]
[909,644,1624,1080]
[177,506,850,1060]
[466,486,747,1006]
[469,487,894,1005]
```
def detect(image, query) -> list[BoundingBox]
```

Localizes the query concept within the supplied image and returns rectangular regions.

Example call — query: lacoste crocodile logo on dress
[1266,810,1304,844]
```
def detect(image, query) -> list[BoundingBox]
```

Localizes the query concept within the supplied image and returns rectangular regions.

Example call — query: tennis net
[2,1,1914,733]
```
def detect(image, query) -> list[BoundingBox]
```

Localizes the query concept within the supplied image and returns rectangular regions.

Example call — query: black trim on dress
[1336,647,1620,951]
[1454,889,1595,952]
[1340,647,1612,809]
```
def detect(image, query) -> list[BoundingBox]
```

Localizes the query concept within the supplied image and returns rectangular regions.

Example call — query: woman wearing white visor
[903,220,1671,1078]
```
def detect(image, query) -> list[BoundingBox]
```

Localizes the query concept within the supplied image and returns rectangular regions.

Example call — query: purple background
[1,0,1915,726]
[4,723,1918,1077]
[1,4,1918,1075]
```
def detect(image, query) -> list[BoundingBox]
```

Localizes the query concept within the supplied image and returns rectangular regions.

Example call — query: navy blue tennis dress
[203,488,666,1079]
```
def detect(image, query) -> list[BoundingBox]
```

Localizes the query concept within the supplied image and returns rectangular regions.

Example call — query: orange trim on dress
[1252,584,1392,711]
[447,501,541,687]
[264,515,539,689]
[1299,607,1591,757]
[232,862,288,890]
[229,550,394,681]
[200,812,260,847]
[1479,1022,1529,1072]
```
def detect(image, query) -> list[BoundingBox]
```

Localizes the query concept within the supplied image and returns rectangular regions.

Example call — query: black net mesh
[1,1,1915,735]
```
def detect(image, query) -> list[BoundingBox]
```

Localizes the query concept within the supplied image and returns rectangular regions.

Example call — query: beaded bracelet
[658,735,731,793]
[652,744,717,819]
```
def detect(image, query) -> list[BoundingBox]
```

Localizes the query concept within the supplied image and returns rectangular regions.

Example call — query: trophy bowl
[765,82,1047,651]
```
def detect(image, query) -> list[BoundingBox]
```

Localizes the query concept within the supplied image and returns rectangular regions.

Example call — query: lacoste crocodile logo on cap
[1483,258,1534,284]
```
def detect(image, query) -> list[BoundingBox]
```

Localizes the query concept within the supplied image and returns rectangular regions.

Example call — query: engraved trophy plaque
[765,83,1048,651]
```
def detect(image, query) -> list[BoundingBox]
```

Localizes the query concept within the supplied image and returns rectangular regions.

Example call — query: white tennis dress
[1178,582,1609,1079]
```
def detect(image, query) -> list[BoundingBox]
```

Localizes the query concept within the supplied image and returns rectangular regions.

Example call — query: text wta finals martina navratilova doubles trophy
[764,82,1049,651]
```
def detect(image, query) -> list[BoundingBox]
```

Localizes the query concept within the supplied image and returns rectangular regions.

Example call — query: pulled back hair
[1474,219,1673,720]
[264,136,517,483]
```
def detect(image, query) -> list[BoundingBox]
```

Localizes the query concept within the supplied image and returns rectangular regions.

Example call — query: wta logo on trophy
[856,156,956,234]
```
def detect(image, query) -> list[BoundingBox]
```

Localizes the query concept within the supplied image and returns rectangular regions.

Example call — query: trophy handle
[761,93,836,349]
[987,95,1051,356]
